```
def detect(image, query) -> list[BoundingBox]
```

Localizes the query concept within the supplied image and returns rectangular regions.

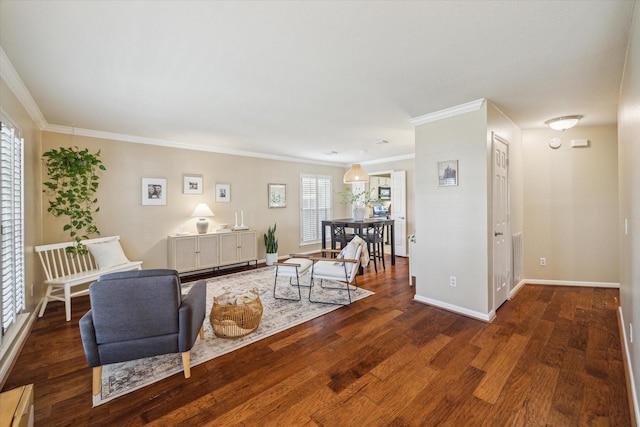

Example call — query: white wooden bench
[36,236,142,321]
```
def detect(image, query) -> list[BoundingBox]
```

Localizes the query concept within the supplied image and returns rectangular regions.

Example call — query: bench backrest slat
[35,236,121,281]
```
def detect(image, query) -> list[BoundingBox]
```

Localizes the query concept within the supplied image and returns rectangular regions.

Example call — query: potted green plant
[335,186,373,220]
[42,146,106,254]
[263,223,278,265]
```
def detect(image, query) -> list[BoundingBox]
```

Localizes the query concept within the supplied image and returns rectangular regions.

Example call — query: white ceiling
[0,1,635,165]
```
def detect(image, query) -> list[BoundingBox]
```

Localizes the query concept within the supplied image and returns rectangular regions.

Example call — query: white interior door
[493,134,510,310]
[391,170,407,257]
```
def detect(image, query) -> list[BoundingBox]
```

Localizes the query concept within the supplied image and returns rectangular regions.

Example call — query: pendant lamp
[343,164,368,184]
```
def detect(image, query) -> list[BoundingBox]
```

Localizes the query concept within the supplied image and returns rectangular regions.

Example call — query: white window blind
[300,174,332,244]
[0,119,25,337]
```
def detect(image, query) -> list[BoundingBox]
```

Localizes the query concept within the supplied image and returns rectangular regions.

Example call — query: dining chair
[363,223,386,272]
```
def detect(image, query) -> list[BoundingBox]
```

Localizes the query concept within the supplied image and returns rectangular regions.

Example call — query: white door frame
[368,169,407,257]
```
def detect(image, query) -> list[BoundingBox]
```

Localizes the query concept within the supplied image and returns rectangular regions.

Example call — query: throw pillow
[85,238,130,269]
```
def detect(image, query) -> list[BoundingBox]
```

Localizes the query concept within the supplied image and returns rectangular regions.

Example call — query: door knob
[494,232,503,236]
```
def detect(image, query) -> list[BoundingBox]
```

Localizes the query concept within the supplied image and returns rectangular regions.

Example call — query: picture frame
[215,183,230,202]
[437,160,458,186]
[142,178,167,205]
[268,183,286,208]
[183,175,203,194]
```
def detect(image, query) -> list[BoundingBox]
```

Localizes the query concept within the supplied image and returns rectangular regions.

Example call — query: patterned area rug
[94,266,373,406]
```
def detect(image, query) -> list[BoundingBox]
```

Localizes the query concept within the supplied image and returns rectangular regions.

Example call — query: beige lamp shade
[191,203,215,234]
[343,164,368,184]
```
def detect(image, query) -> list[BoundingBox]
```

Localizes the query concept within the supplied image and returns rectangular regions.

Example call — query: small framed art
[142,178,167,205]
[183,175,203,194]
[437,160,458,186]
[215,183,230,202]
[268,183,286,208]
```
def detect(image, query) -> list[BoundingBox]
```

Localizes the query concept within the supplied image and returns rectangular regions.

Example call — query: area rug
[94,266,374,406]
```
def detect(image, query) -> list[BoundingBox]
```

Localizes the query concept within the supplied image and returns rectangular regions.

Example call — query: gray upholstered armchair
[79,269,206,398]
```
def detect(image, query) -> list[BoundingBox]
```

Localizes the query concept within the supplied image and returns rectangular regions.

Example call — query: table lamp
[191,203,215,234]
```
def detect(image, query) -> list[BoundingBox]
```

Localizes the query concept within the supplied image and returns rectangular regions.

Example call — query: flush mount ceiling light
[545,115,583,131]
[343,163,368,184]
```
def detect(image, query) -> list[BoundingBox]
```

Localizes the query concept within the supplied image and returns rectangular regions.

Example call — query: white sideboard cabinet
[168,233,220,273]
[168,230,257,274]
[219,230,257,266]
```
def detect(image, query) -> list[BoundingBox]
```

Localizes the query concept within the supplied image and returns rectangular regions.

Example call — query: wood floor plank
[1,258,632,426]
[473,332,529,405]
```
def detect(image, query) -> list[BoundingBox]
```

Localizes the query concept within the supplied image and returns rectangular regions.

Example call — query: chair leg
[38,284,53,317]
[274,265,302,301]
[199,325,205,340]
[369,240,378,272]
[92,366,102,397]
[64,284,72,321]
[182,352,191,378]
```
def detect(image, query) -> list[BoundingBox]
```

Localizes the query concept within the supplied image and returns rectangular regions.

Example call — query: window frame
[0,114,25,344]
[299,174,332,245]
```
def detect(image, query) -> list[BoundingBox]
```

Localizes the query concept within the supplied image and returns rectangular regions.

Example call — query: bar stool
[363,223,385,272]
[331,222,350,252]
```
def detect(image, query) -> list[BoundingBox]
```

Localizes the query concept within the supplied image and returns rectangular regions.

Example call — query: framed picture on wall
[142,178,167,205]
[268,183,286,208]
[215,183,230,202]
[183,175,203,194]
[437,160,458,186]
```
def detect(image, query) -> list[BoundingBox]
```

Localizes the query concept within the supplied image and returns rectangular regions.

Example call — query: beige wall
[41,132,349,268]
[413,105,491,317]
[523,126,619,283]
[412,101,523,319]
[618,0,640,416]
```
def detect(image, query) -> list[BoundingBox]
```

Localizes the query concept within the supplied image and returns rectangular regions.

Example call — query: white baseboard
[413,295,495,322]
[617,307,639,426]
[525,279,620,288]
[510,279,527,299]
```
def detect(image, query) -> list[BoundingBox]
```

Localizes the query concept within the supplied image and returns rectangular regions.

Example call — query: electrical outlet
[539,257,546,266]
[450,276,457,287]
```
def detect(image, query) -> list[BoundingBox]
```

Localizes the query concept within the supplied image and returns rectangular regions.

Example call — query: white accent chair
[309,241,363,306]
[273,257,313,301]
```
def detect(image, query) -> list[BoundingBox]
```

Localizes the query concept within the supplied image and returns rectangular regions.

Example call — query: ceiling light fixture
[545,115,583,131]
[343,164,368,184]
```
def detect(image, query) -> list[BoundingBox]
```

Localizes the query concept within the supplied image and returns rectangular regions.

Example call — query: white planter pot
[265,253,278,266]
[353,206,366,221]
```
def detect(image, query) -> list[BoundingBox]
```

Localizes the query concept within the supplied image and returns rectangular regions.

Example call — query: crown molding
[408,98,486,126]
[0,46,48,129]
[343,152,415,168]
[42,124,343,167]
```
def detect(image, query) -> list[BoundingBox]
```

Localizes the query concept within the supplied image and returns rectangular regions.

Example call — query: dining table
[321,217,395,265]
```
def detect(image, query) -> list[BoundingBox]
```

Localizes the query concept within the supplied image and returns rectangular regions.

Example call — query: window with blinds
[300,174,332,244]
[0,119,25,340]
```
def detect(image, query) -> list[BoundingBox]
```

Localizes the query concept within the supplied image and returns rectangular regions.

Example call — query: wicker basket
[210,288,263,339]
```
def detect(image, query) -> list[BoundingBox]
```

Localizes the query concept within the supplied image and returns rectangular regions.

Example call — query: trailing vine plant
[42,146,106,254]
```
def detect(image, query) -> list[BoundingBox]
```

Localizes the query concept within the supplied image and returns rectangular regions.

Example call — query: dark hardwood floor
[3,257,632,426]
